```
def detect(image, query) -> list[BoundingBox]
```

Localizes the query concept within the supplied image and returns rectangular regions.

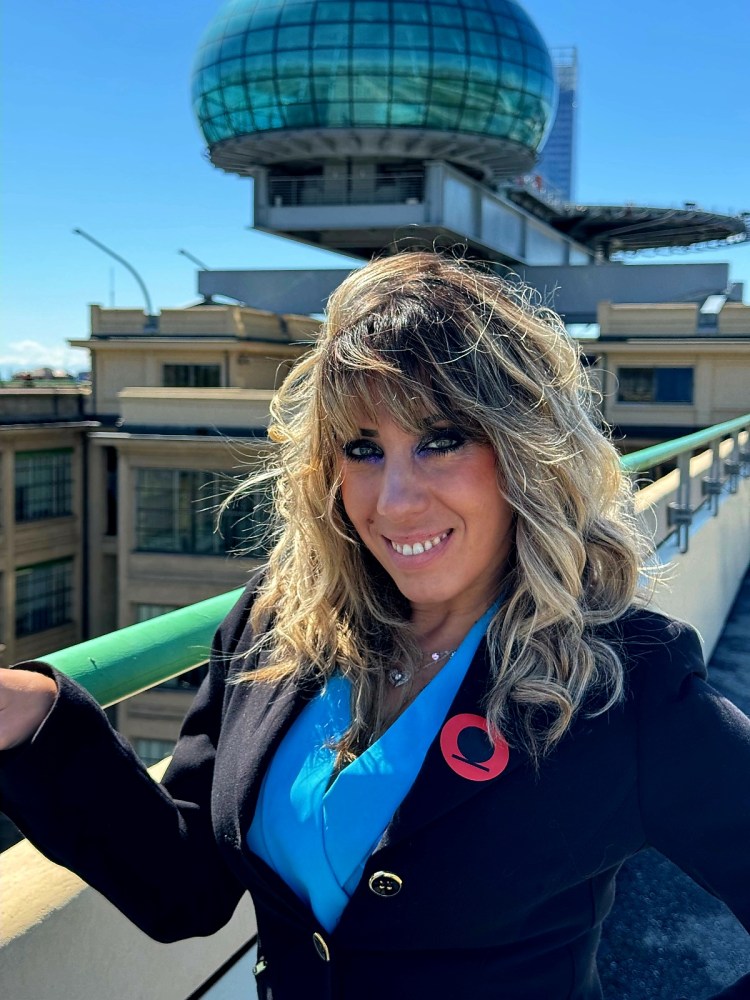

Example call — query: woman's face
[339,409,514,619]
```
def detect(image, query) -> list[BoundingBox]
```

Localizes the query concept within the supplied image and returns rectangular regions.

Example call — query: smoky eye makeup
[342,438,382,462]
[419,425,468,453]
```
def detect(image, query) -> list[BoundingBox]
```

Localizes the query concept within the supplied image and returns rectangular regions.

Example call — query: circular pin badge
[439,713,509,781]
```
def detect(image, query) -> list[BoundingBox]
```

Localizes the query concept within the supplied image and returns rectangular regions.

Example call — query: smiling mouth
[389,531,450,557]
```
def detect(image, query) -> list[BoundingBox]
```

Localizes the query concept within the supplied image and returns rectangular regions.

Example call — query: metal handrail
[619,413,750,473]
[40,413,750,703]
[44,588,244,705]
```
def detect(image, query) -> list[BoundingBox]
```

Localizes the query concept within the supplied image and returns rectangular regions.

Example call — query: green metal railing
[44,588,243,706]
[619,413,749,473]
[41,413,750,705]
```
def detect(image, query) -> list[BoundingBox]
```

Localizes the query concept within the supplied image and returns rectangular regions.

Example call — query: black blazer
[2,588,750,1000]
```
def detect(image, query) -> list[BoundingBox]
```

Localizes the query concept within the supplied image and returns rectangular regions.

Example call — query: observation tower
[191,0,748,273]
[192,0,565,261]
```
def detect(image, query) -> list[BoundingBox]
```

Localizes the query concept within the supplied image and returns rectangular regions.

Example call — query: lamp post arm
[73,228,155,320]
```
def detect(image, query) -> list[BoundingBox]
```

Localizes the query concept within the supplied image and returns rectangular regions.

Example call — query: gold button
[312,931,330,962]
[368,870,403,897]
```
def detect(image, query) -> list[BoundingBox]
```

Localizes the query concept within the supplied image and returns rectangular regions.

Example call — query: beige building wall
[75,304,317,417]
[0,425,87,667]
[594,341,750,430]
[597,301,701,337]
[589,300,750,438]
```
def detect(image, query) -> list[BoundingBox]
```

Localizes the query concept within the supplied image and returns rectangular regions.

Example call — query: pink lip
[382,529,453,567]
[386,529,451,545]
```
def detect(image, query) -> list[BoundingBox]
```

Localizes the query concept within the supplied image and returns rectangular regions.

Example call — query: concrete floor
[599,569,750,999]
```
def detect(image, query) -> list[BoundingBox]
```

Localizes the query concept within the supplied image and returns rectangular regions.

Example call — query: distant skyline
[2,0,748,373]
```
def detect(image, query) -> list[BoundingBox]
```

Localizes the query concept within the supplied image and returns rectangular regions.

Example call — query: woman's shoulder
[214,565,269,664]
[598,605,707,695]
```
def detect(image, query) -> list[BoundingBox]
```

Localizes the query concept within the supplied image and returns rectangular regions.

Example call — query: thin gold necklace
[387,648,456,689]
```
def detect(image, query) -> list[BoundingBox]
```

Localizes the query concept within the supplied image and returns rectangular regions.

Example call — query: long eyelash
[421,428,467,455]
[342,440,381,462]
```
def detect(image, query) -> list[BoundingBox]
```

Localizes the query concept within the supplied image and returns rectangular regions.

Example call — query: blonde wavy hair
[232,251,646,761]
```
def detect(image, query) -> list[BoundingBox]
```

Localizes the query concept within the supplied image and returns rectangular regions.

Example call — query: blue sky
[2,0,748,374]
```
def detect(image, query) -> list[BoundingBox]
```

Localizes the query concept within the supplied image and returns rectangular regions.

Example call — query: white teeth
[391,532,448,557]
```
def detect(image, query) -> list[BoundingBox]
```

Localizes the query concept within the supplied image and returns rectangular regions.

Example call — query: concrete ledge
[0,760,257,1000]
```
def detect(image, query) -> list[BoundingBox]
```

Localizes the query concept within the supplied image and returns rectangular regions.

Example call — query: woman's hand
[0,668,57,750]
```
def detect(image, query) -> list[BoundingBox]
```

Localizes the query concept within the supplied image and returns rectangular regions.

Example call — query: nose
[376,458,429,520]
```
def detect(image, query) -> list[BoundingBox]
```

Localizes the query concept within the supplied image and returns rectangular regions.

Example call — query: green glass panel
[391,47,429,73]
[431,5,463,27]
[322,101,352,125]
[220,34,246,60]
[495,17,518,39]
[356,47,390,72]
[275,51,312,77]
[500,37,523,62]
[247,81,277,108]
[248,27,274,51]
[353,1,387,22]
[279,2,315,24]
[500,61,523,90]
[464,9,489,30]
[312,47,342,74]
[314,21,350,46]
[249,50,274,74]
[253,106,285,129]
[469,53,499,81]
[391,74,428,101]
[323,76,351,102]
[393,2,430,24]
[432,26,466,52]
[223,84,247,112]
[470,30,499,56]
[425,104,462,130]
[352,23,389,47]
[460,108,491,133]
[389,102,427,126]
[393,23,429,47]
[436,49,469,75]
[248,9,279,31]
[219,57,245,85]
[277,75,312,104]
[316,1,352,21]
[354,101,390,124]
[229,110,255,133]
[276,24,310,48]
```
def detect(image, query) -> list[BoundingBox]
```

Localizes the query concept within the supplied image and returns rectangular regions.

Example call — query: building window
[617,367,694,404]
[163,364,221,388]
[133,738,175,767]
[135,603,180,622]
[134,469,271,557]
[15,449,73,522]
[16,558,74,637]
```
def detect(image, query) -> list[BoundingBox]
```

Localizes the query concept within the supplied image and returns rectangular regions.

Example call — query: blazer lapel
[373,640,528,853]
[227,672,315,842]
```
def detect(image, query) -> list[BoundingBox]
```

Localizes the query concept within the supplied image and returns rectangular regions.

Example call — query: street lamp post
[73,228,158,331]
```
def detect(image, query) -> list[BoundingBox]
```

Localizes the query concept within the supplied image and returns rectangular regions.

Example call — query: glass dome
[192,0,557,175]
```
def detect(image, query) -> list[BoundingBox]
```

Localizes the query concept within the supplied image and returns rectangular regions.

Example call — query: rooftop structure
[190,1,747,264]
[192,0,557,182]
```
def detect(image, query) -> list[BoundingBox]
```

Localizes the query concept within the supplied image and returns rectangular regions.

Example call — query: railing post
[740,425,750,478]
[668,452,694,553]
[701,438,723,515]
[725,431,741,494]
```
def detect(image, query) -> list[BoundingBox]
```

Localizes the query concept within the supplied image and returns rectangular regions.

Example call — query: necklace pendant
[388,667,410,688]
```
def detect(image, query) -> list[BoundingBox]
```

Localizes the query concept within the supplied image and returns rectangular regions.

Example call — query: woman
[1,252,748,999]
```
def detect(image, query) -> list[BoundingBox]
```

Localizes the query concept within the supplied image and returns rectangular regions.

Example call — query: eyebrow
[356,417,451,438]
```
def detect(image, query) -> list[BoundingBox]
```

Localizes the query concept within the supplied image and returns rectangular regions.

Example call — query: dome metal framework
[192,0,557,180]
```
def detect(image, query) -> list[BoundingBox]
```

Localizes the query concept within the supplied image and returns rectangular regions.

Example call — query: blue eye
[343,439,382,462]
